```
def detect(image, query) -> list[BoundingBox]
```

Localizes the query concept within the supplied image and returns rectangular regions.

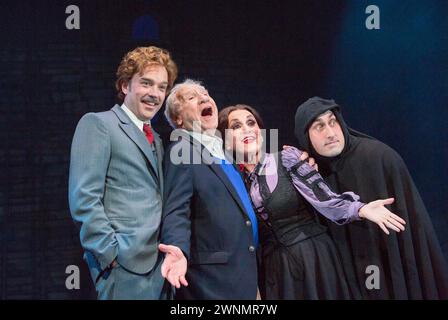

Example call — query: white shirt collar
[184,129,226,160]
[121,104,150,132]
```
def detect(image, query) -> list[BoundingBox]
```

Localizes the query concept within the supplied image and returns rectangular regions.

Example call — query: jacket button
[246,220,252,227]
[248,246,255,252]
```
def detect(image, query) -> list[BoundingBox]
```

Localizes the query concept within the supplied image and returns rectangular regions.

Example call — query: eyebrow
[229,118,241,124]
[140,77,168,85]
[230,114,255,123]
[182,90,196,97]
[311,118,324,126]
[313,112,335,124]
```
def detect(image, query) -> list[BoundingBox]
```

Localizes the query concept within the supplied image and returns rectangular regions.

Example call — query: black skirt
[259,230,352,300]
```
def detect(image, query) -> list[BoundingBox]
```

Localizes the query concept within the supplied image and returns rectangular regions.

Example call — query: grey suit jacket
[69,104,164,282]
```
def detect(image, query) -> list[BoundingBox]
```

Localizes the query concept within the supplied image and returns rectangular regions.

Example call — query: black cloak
[294,97,448,299]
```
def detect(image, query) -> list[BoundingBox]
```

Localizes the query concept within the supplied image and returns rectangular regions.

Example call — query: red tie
[143,123,154,145]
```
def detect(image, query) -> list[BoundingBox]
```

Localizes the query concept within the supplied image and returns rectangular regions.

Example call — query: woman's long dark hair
[218,104,265,137]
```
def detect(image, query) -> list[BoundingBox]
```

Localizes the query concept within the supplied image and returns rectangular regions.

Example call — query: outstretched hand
[159,244,189,289]
[358,198,406,235]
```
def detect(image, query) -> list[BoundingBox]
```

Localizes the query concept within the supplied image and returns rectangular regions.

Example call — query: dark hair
[218,104,265,138]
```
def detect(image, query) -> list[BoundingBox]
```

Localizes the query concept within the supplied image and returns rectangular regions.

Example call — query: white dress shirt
[121,104,151,132]
[185,130,226,160]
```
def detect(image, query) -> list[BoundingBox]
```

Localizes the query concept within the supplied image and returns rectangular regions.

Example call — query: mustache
[141,96,160,104]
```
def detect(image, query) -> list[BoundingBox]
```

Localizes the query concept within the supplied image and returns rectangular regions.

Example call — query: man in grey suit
[69,46,178,299]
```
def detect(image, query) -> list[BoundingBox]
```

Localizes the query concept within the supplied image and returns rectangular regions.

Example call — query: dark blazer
[161,131,258,299]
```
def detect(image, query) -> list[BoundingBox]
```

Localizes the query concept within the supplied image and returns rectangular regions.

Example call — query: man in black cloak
[294,96,448,299]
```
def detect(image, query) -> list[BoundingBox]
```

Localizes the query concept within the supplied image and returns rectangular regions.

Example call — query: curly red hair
[115,46,178,102]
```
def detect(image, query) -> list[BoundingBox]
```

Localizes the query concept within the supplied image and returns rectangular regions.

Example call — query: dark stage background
[0,0,447,299]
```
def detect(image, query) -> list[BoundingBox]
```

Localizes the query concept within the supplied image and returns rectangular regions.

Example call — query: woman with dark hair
[217,104,406,299]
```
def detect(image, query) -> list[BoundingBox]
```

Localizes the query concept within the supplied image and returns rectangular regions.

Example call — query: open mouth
[325,140,339,146]
[201,107,213,117]
[242,136,256,144]
[143,101,158,107]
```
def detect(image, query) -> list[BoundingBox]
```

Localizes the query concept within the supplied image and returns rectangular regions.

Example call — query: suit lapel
[208,163,248,216]
[187,134,249,217]
[112,105,159,184]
